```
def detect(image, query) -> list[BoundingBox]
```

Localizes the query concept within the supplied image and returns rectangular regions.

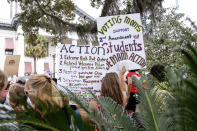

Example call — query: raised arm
[120,66,127,92]
[120,66,132,107]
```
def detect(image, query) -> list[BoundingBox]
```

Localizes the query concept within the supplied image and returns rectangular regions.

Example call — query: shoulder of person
[0,103,13,111]
[0,103,14,119]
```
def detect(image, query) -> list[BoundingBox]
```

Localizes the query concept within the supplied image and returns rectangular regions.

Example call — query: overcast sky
[0,0,197,23]
[163,0,197,22]
[0,0,11,19]
[74,0,197,23]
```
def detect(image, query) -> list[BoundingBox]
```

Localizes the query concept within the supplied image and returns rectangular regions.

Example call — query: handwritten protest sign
[57,44,106,103]
[97,14,146,71]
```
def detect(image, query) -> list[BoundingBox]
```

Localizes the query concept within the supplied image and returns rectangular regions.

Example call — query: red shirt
[126,72,141,93]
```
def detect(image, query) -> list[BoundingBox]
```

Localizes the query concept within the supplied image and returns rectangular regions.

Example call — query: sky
[163,0,197,23]
[0,0,197,23]
[0,0,11,20]
[74,0,197,23]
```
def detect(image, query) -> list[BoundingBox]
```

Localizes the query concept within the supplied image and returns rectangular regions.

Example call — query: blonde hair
[25,75,63,107]
[0,70,8,92]
[101,73,123,105]
[9,83,27,108]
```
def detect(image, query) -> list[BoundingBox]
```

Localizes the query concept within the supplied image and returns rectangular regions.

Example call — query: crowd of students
[0,64,166,129]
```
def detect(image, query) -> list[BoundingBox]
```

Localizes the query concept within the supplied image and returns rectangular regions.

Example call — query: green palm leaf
[66,87,137,131]
[134,75,175,131]
[0,96,93,131]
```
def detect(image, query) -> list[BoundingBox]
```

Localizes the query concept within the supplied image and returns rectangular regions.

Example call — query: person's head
[150,64,166,82]
[128,69,139,72]
[25,74,63,107]
[52,78,57,84]
[16,77,26,85]
[9,83,27,109]
[101,72,123,105]
[0,70,8,93]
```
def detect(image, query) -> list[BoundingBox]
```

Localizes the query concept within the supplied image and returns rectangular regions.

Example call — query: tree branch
[34,0,77,30]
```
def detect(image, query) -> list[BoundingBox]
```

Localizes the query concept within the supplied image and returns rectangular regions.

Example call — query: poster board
[97,14,146,72]
[57,44,106,102]
[4,55,20,76]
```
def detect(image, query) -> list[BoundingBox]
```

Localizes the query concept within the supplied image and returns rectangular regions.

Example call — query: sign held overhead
[97,14,146,71]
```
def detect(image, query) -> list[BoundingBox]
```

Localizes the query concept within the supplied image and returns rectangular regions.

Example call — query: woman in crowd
[89,66,129,110]
[24,74,87,130]
[22,75,70,129]
[74,66,128,120]
[0,70,8,104]
[24,74,64,108]
[0,70,16,129]
[0,81,10,104]
[4,76,27,106]
[9,83,27,111]
[0,70,8,94]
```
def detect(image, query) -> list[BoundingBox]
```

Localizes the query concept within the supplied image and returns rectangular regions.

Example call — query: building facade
[0,25,57,77]
[0,0,95,78]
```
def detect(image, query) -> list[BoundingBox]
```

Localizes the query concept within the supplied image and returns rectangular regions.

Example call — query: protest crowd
[1,0,197,130]
[0,63,166,130]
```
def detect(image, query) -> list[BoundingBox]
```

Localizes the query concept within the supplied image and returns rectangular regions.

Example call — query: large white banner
[57,44,106,102]
[97,14,146,71]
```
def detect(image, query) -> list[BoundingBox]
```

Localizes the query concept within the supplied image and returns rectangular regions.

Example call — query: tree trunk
[34,57,37,74]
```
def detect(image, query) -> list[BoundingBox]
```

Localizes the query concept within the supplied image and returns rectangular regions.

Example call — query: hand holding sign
[121,65,126,76]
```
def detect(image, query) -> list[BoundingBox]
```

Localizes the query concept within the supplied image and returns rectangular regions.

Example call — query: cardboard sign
[4,55,20,76]
[57,44,106,102]
[97,14,146,71]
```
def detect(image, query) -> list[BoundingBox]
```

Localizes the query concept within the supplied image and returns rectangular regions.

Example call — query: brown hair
[9,83,27,108]
[101,72,123,105]
[0,70,8,92]
[25,74,63,107]
[150,64,166,82]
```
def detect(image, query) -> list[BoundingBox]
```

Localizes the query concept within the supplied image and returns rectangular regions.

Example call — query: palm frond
[182,45,197,77]
[64,87,90,114]
[170,45,197,130]
[137,45,197,131]
[134,75,175,131]
[66,87,138,131]
[90,91,138,130]
[0,96,93,131]
[0,125,18,131]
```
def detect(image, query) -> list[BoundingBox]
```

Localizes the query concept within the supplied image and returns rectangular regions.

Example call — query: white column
[10,1,13,19]
[17,26,25,76]
[15,2,18,14]
[0,37,5,70]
